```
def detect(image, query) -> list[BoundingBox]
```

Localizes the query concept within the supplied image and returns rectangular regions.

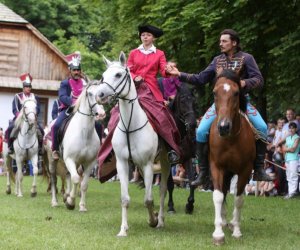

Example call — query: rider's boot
[191,142,209,186]
[253,140,273,181]
[8,127,19,154]
[8,138,15,154]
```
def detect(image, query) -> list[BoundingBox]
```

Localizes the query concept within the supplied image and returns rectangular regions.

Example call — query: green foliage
[1,0,299,118]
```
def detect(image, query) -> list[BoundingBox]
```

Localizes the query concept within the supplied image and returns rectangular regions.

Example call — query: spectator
[281,122,300,199]
[173,163,186,188]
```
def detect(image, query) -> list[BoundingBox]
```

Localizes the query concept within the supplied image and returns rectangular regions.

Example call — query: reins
[77,82,101,117]
[102,64,149,161]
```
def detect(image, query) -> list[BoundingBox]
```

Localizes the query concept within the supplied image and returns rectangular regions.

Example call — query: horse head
[19,97,37,127]
[173,83,197,134]
[213,69,242,137]
[96,51,132,104]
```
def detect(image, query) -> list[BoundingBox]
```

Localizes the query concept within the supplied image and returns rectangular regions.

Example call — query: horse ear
[119,51,127,67]
[102,55,112,68]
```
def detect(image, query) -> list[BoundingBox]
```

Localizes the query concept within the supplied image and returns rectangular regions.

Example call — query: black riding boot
[8,138,15,154]
[191,142,209,186]
[253,140,273,181]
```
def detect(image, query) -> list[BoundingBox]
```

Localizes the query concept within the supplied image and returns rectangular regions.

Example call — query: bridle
[77,81,102,117]
[100,64,149,161]
[20,99,37,135]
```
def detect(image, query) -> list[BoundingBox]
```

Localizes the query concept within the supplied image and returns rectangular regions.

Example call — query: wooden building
[0,3,68,130]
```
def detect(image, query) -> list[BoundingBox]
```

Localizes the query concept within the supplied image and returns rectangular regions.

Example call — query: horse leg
[30,156,39,197]
[229,173,248,239]
[79,166,93,212]
[142,163,157,228]
[116,159,130,237]
[212,189,225,245]
[64,159,80,210]
[5,157,12,195]
[229,195,243,238]
[156,161,169,228]
[15,162,24,197]
[63,172,71,203]
[167,168,176,214]
[185,159,195,214]
[49,161,58,207]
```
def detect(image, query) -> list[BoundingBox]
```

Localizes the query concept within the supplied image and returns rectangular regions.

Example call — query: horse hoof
[65,202,75,210]
[31,192,37,198]
[117,231,127,237]
[79,207,87,212]
[6,189,11,195]
[17,194,23,198]
[213,236,225,246]
[167,209,176,214]
[185,204,194,214]
[232,233,242,239]
[51,202,59,207]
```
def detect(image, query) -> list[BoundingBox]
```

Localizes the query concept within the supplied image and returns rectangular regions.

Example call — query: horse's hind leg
[49,161,58,207]
[167,169,175,214]
[156,161,169,228]
[116,159,130,237]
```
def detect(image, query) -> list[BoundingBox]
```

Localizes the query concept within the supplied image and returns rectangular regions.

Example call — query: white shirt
[137,44,156,55]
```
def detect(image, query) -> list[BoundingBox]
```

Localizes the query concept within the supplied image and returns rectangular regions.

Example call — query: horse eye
[115,73,122,78]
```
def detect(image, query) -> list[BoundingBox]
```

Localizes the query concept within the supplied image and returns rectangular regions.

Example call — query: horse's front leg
[30,156,39,197]
[79,165,93,212]
[15,162,24,197]
[116,158,130,237]
[64,159,79,210]
[229,194,243,238]
[143,163,157,228]
[212,189,225,245]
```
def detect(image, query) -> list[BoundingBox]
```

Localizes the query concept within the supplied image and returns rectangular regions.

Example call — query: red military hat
[66,51,81,70]
[20,73,33,87]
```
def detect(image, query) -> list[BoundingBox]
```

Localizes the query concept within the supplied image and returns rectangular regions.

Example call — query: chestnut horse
[209,69,255,245]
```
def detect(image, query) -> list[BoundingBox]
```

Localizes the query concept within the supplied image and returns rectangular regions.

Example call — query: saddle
[57,112,75,145]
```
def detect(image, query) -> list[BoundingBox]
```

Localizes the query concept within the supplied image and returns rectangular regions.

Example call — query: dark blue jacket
[179,51,263,93]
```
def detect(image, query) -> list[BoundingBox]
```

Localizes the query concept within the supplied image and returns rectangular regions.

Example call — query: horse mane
[15,108,24,128]
[73,85,87,113]
[216,69,247,113]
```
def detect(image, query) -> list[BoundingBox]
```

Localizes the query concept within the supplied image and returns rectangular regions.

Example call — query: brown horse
[209,69,255,245]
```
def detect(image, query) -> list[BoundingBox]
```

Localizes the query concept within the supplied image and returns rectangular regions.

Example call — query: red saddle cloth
[97,82,181,183]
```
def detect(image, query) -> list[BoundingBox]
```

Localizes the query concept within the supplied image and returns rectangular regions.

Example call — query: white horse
[4,97,39,197]
[60,81,105,211]
[96,52,170,237]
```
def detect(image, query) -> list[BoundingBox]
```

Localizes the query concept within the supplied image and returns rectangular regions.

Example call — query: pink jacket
[127,48,167,102]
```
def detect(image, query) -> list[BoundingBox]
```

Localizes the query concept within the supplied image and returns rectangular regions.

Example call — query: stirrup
[167,150,180,164]
[52,151,60,160]
[8,148,14,155]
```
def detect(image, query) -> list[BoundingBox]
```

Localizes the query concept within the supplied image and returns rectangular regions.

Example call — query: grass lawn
[0,175,299,250]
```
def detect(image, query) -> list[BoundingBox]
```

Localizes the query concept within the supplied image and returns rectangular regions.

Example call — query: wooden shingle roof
[0,3,28,23]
